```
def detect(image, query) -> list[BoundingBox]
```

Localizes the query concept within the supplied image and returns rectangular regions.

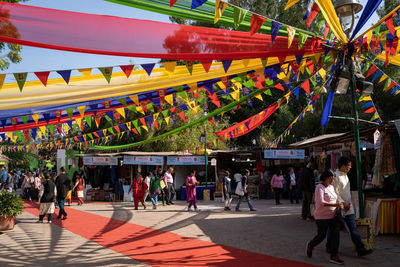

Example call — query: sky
[4,0,382,82]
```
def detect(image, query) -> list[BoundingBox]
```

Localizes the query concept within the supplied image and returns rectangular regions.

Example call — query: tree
[0,0,28,70]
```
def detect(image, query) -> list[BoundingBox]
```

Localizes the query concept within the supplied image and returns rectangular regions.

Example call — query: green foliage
[3,150,35,170]
[0,190,24,218]
[0,0,28,70]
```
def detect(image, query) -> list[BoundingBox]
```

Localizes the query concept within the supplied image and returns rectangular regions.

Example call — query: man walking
[299,162,315,220]
[329,157,373,257]
[55,167,70,220]
[164,167,175,205]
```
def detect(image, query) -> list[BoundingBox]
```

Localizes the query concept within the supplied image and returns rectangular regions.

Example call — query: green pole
[204,119,208,189]
[349,60,364,218]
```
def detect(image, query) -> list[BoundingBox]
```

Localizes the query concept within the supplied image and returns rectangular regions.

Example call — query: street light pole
[204,112,208,189]
[349,60,364,218]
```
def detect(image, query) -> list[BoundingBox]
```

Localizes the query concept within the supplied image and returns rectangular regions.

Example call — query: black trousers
[273,188,282,204]
[301,191,313,219]
[167,183,175,203]
[39,213,53,221]
[309,218,340,257]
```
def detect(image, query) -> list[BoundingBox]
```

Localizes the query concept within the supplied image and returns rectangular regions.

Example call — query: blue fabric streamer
[371,70,382,82]
[191,0,207,9]
[270,21,282,42]
[350,0,383,40]
[321,88,334,127]
[221,60,232,73]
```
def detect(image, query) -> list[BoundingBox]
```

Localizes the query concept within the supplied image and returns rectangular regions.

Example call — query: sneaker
[62,217,67,220]
[187,208,193,212]
[195,209,201,212]
[306,242,313,258]
[153,205,156,209]
[56,216,62,219]
[48,221,52,224]
[169,202,175,205]
[36,220,43,223]
[143,205,146,210]
[235,209,241,212]
[226,207,231,210]
[329,256,344,265]
[357,249,373,257]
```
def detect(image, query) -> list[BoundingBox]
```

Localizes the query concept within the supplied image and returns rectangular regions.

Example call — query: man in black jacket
[55,167,70,220]
[299,162,316,220]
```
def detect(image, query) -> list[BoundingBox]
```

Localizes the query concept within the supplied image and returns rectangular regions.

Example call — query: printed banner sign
[83,156,118,165]
[123,155,164,166]
[264,149,305,159]
[167,156,206,165]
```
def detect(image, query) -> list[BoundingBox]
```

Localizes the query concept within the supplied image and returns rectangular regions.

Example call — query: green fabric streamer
[233,7,247,30]
[105,0,319,39]
[85,116,92,128]
[66,108,74,119]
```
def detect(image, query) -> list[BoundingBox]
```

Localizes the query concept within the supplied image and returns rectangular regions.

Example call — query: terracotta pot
[0,216,16,231]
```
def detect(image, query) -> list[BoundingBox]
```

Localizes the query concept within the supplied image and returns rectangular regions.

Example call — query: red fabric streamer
[385,81,396,92]
[0,2,324,60]
[301,79,310,95]
[274,83,285,91]
[216,103,278,138]
[324,23,330,39]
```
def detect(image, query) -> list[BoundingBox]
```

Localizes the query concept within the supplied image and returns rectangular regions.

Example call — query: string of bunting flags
[358,94,382,123]
[363,61,400,95]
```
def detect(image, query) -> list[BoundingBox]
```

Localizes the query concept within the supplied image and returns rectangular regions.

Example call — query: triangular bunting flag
[270,21,282,43]
[77,106,86,117]
[365,65,378,78]
[250,14,266,35]
[78,68,92,77]
[191,0,207,9]
[214,0,228,24]
[120,65,134,78]
[141,63,155,76]
[221,60,232,73]
[233,6,247,30]
[98,67,113,83]
[298,32,308,50]
[116,107,126,118]
[32,114,39,124]
[163,61,177,74]
[285,0,300,10]
[34,71,50,86]
[287,27,296,48]
[13,73,28,92]
[56,70,71,84]
[301,79,310,94]
[306,3,320,28]
[185,61,194,75]
[201,60,213,73]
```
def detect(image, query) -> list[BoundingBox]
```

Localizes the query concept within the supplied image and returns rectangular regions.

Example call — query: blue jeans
[150,194,158,205]
[327,213,366,253]
[58,198,67,218]
[236,195,254,210]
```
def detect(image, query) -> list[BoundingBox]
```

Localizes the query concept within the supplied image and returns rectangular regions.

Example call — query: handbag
[235,181,244,196]
[334,207,345,226]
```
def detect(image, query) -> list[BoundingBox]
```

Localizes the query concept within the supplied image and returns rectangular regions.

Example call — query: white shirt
[290,173,296,186]
[333,170,355,216]
[144,176,150,187]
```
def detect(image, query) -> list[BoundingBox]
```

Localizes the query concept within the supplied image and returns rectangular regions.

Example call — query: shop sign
[123,155,164,166]
[373,129,381,150]
[264,149,305,159]
[167,156,206,165]
[83,156,118,165]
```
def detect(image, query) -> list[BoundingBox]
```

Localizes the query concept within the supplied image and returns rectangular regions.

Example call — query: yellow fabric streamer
[315,0,348,44]
[377,54,400,66]
[284,0,300,10]
[214,0,228,24]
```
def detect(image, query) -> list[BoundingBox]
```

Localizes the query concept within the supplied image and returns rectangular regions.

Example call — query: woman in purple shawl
[186,170,199,211]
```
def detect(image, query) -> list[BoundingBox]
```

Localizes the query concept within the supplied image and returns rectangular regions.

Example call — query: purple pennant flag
[203,81,214,95]
[141,63,155,76]
[270,21,282,43]
[146,115,153,125]
[107,111,114,121]
[295,54,304,65]
[42,113,51,124]
[371,70,383,82]
[97,131,103,138]
[56,70,72,84]
[293,87,299,99]
[191,0,207,9]
[179,104,188,111]
[78,136,84,142]
[31,128,37,139]
[67,120,73,129]
[172,114,177,125]
[361,102,374,109]
[387,33,394,49]
[244,121,250,130]
[0,133,5,141]
[120,124,126,132]
[221,60,232,73]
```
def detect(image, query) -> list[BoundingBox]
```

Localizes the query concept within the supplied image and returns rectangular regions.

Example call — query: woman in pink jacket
[306,170,344,265]
[270,169,285,205]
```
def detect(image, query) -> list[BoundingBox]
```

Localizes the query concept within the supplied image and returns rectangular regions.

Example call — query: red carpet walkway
[24,202,318,266]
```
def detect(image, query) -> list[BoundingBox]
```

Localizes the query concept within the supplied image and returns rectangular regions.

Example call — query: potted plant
[0,190,24,231]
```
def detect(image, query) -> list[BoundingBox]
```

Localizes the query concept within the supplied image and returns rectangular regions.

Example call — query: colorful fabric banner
[315,0,347,43]
[214,0,228,24]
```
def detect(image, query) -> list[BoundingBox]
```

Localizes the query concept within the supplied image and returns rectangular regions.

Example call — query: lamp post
[334,0,365,218]
[200,112,208,189]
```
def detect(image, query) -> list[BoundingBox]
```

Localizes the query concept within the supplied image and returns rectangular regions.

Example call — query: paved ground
[0,198,399,266]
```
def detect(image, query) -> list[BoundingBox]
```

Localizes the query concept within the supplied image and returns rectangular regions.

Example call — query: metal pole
[204,121,208,189]
[349,60,364,218]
